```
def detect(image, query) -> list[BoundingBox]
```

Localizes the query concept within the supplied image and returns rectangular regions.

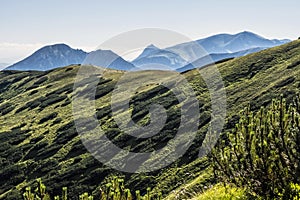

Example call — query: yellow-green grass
[192,184,247,200]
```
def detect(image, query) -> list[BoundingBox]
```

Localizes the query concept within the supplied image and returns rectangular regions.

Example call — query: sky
[0,0,299,64]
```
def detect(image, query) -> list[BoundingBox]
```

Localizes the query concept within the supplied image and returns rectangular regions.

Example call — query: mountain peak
[83,49,137,71]
[5,44,87,71]
[49,43,70,47]
[240,31,256,35]
[40,43,72,50]
[146,44,160,49]
[133,44,162,61]
[236,31,265,39]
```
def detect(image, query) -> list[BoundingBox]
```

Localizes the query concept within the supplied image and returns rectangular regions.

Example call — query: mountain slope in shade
[83,49,137,71]
[132,44,188,70]
[5,44,87,71]
[176,47,266,72]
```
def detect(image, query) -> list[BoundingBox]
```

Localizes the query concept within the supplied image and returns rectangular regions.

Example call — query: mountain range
[4,31,291,72]
[178,31,290,55]
[0,39,299,199]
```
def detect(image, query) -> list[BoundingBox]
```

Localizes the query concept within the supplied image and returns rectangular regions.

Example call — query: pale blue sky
[1,0,299,63]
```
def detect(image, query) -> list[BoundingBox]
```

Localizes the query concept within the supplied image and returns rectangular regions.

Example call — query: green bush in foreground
[23,178,51,200]
[23,177,162,200]
[212,95,300,199]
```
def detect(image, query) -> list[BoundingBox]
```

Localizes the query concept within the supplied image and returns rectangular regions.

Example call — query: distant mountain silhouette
[132,44,188,70]
[176,47,267,72]
[167,31,290,63]
[134,31,290,71]
[83,49,137,71]
[5,44,87,71]
[5,44,138,71]
[5,32,291,72]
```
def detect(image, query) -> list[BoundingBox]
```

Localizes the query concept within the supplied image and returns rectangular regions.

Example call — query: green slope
[167,40,300,199]
[0,40,299,199]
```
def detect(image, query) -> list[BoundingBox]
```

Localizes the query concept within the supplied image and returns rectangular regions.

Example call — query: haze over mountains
[132,44,189,70]
[4,31,291,72]
[83,49,137,71]
[180,31,290,54]
[0,63,9,71]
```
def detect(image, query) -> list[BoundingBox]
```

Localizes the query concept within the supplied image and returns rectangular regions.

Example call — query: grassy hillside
[0,39,299,199]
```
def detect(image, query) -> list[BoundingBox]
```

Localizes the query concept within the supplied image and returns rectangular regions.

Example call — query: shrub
[281,182,300,199]
[40,94,67,109]
[60,98,71,107]
[94,82,115,100]
[38,112,58,124]
[23,179,51,200]
[22,177,161,200]
[212,95,300,198]
[287,60,300,69]
[0,102,15,115]
[29,90,39,96]
[52,118,62,125]
[45,84,74,97]
[15,96,45,113]
[34,76,48,85]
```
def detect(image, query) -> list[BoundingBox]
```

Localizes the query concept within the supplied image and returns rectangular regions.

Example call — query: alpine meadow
[0,37,300,199]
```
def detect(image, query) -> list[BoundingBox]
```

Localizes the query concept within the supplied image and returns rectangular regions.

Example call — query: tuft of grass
[192,184,247,200]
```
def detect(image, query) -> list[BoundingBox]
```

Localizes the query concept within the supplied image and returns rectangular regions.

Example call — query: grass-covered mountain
[0,39,299,199]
